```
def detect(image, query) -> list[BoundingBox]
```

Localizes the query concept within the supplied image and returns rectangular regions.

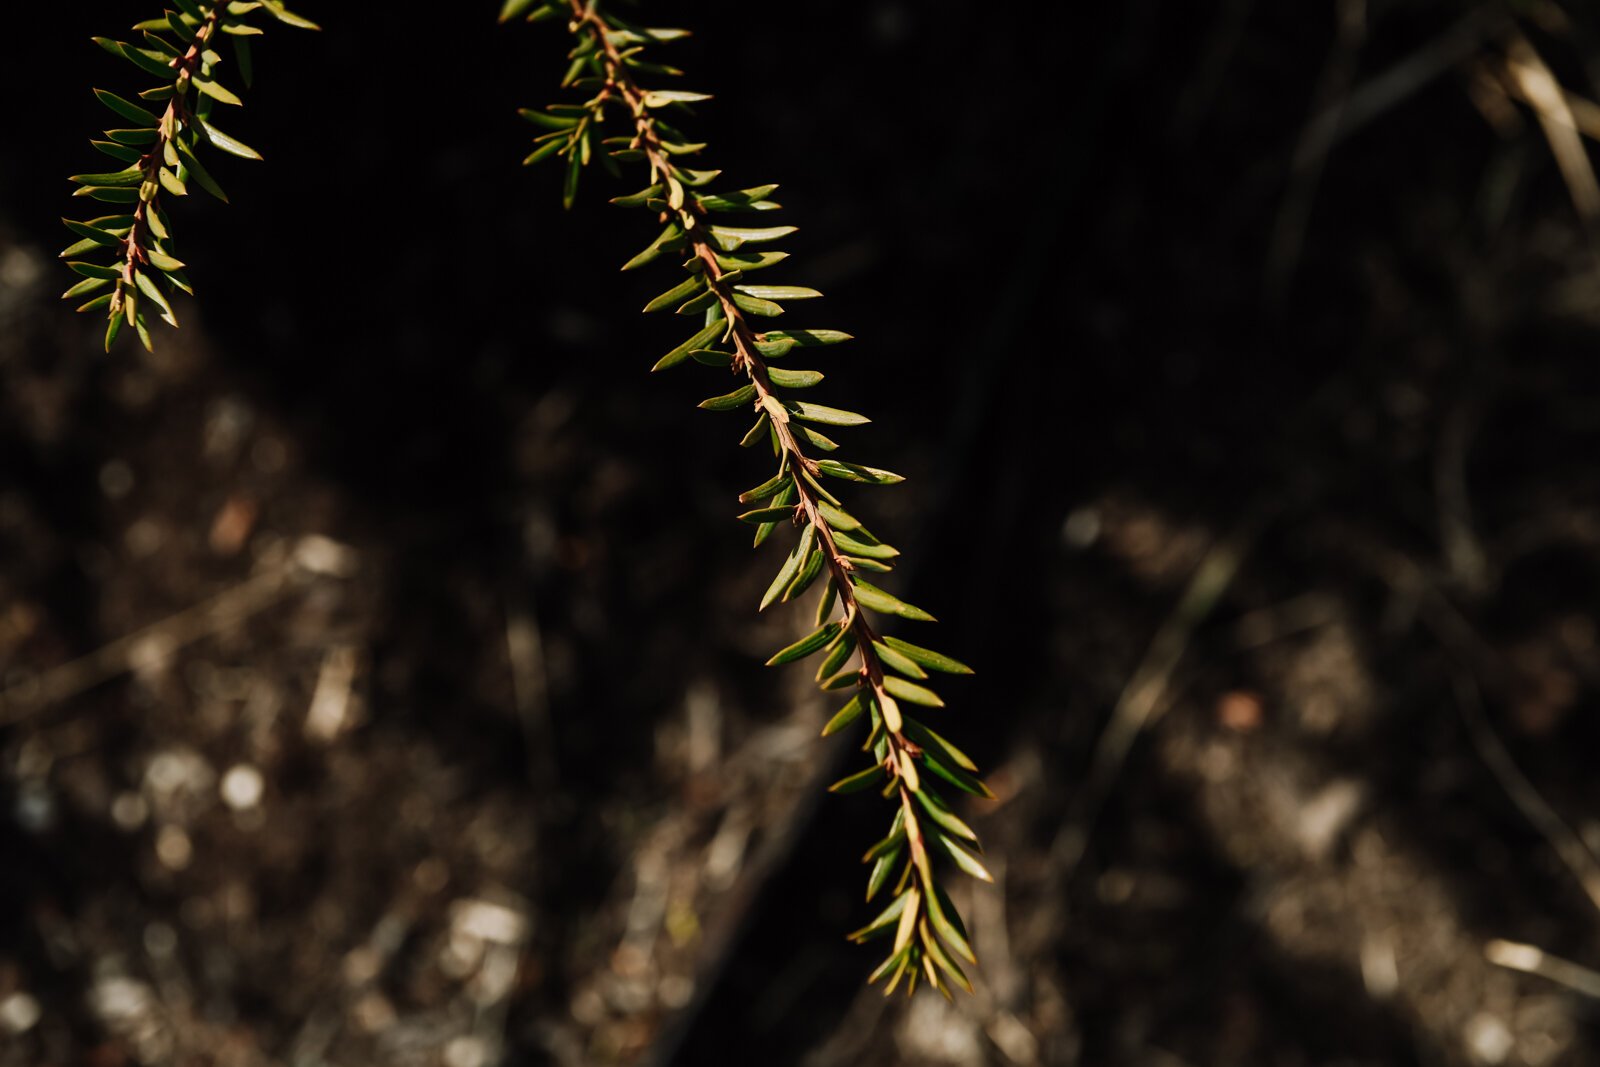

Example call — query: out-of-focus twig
[1265,0,1369,302]
[1486,938,1600,998]
[505,598,558,787]
[0,536,353,726]
[1267,4,1512,299]
[1503,33,1600,222]
[1452,672,1600,913]
[1364,546,1600,914]
[1050,517,1262,881]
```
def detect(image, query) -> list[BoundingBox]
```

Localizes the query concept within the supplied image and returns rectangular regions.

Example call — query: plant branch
[510,0,994,995]
[571,2,928,862]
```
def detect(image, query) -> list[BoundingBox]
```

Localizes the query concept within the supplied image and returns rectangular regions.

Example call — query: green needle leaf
[829,762,887,795]
[767,367,823,389]
[201,121,263,160]
[61,219,125,247]
[766,622,844,666]
[847,892,908,942]
[882,637,974,675]
[901,717,979,772]
[760,522,814,610]
[653,318,725,371]
[815,460,904,484]
[787,401,869,427]
[94,89,159,126]
[735,284,821,300]
[933,832,993,883]
[851,579,935,622]
[643,274,704,313]
[883,676,943,707]
[821,692,866,737]
[193,77,243,107]
[872,640,927,680]
[698,384,756,411]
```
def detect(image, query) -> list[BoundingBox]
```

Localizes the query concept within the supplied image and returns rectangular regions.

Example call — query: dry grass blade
[1504,34,1600,221]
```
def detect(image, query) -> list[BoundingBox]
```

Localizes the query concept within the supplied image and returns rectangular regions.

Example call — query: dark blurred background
[7,0,1600,1063]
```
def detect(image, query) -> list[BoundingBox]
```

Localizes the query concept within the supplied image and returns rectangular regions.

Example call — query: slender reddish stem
[569,2,929,869]
[114,4,225,314]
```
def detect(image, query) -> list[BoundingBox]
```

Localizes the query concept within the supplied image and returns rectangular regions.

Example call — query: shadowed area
[6,1,1600,1064]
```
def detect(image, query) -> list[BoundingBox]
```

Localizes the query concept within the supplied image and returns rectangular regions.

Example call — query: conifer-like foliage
[61,0,316,352]
[505,0,995,997]
[61,0,991,997]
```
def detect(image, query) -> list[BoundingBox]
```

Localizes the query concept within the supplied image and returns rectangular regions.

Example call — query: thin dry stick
[1492,59,1600,140]
[1434,376,1491,596]
[1265,0,1368,301]
[1372,548,1600,914]
[504,599,559,787]
[1050,518,1260,880]
[1504,34,1600,222]
[0,544,346,725]
[1267,4,1512,298]
[1486,938,1600,998]
[1452,671,1600,912]
[1325,5,1511,148]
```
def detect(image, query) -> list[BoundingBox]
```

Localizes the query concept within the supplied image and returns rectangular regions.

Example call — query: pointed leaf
[61,219,124,247]
[767,367,823,389]
[817,460,903,484]
[922,750,994,799]
[94,89,159,126]
[738,505,794,525]
[873,639,927,679]
[146,248,185,272]
[643,90,712,107]
[767,622,843,667]
[738,471,790,504]
[643,274,703,313]
[913,787,979,844]
[736,285,821,300]
[866,845,903,901]
[62,276,112,300]
[901,717,978,772]
[829,762,888,795]
[759,521,813,610]
[786,401,869,427]
[933,832,993,882]
[201,120,262,160]
[848,892,909,943]
[884,675,943,708]
[698,384,756,411]
[835,531,898,560]
[821,692,866,737]
[193,77,242,106]
[852,579,935,621]
[816,500,862,530]
[883,637,974,675]
[652,318,725,371]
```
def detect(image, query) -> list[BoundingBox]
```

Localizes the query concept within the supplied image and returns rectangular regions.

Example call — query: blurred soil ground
[9,2,1600,1065]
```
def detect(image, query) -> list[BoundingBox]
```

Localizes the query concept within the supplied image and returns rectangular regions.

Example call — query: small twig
[1486,938,1600,998]
[1366,545,1600,914]
[1266,4,1511,299]
[1504,33,1600,222]
[1435,359,1491,598]
[1452,672,1600,913]
[505,599,558,787]
[0,538,350,725]
[1264,0,1369,303]
[1050,516,1262,880]
[1326,6,1510,148]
